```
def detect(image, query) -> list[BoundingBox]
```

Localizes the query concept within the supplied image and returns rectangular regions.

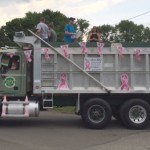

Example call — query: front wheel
[81,98,112,129]
[120,99,150,129]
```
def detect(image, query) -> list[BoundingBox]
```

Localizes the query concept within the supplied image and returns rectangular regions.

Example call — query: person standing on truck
[36,17,50,42]
[87,26,101,42]
[48,22,57,42]
[64,17,76,44]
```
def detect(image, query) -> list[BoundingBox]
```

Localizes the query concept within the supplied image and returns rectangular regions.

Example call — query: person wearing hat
[64,17,76,44]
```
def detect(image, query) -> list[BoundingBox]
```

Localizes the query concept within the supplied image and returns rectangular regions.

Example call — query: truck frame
[0,30,150,129]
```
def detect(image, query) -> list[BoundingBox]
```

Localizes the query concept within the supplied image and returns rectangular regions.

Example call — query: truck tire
[81,98,112,129]
[119,99,150,129]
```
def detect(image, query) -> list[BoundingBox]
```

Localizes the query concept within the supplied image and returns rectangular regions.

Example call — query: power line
[127,10,150,20]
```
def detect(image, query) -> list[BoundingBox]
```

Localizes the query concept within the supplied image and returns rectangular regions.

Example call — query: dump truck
[0,30,150,129]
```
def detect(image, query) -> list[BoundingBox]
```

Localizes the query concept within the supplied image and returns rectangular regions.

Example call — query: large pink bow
[120,74,130,90]
[134,49,141,62]
[24,50,32,63]
[79,42,88,54]
[58,73,69,90]
[97,42,104,56]
[117,46,123,59]
[60,45,69,58]
[43,48,50,60]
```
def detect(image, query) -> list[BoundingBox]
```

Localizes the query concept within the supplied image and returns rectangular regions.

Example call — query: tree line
[0,9,150,47]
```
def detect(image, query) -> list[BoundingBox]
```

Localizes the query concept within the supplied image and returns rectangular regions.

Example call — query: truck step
[43,99,53,108]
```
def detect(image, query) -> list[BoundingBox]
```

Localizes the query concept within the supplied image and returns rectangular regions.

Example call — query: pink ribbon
[79,42,88,54]
[117,46,123,59]
[60,45,69,58]
[24,50,32,63]
[134,49,141,62]
[85,60,91,71]
[58,73,69,90]
[97,42,104,56]
[120,74,130,90]
[7,52,15,58]
[43,48,50,60]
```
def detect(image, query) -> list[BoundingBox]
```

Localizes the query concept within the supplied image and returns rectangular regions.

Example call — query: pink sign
[24,50,32,63]
[58,73,69,90]
[79,42,88,54]
[43,48,50,60]
[134,49,141,62]
[97,42,104,56]
[60,45,69,58]
[120,74,130,90]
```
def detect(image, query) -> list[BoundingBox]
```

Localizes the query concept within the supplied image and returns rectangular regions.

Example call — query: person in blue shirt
[64,17,76,44]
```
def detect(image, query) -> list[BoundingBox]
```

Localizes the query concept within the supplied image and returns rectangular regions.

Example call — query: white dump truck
[0,30,150,129]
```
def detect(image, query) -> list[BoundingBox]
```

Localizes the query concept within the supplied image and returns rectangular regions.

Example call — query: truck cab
[0,50,31,97]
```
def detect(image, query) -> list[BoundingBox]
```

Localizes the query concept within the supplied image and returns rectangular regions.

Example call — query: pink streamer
[85,60,91,71]
[134,49,141,62]
[58,73,69,90]
[117,46,123,59]
[61,45,69,58]
[24,50,32,63]
[120,74,130,90]
[43,48,50,60]
[97,42,104,56]
[79,42,88,54]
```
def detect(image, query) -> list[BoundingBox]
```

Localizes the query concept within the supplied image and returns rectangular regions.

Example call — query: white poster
[84,57,103,71]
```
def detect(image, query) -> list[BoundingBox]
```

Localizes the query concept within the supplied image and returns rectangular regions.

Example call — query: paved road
[0,111,150,150]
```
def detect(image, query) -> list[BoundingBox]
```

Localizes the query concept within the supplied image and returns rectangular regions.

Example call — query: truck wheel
[81,98,112,129]
[120,99,150,129]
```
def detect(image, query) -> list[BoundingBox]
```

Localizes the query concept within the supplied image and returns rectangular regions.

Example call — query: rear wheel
[120,99,150,129]
[81,98,112,129]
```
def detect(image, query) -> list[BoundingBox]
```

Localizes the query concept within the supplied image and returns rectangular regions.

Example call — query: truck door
[0,53,26,96]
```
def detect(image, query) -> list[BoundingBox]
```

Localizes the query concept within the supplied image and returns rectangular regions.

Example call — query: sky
[0,0,150,28]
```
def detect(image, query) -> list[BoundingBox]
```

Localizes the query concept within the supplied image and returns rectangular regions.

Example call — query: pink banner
[24,50,32,63]
[60,45,69,58]
[97,42,104,56]
[120,74,130,90]
[43,48,50,60]
[134,49,141,62]
[79,42,88,54]
[58,73,69,90]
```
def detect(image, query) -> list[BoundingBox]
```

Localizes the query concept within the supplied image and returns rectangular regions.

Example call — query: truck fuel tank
[1,100,39,117]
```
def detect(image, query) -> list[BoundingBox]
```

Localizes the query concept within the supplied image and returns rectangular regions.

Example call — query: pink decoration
[79,42,88,54]
[58,73,69,90]
[117,46,123,59]
[2,96,7,116]
[24,50,32,63]
[7,52,15,58]
[43,48,50,60]
[85,60,91,71]
[24,96,29,117]
[97,42,104,56]
[134,49,141,62]
[120,74,130,90]
[60,45,69,57]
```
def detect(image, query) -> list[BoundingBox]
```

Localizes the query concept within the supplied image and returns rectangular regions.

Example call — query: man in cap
[64,17,76,44]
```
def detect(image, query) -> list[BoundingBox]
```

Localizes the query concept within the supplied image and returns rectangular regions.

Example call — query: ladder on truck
[27,29,110,94]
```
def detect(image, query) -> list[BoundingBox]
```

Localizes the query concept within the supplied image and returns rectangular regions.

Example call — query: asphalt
[0,111,149,150]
